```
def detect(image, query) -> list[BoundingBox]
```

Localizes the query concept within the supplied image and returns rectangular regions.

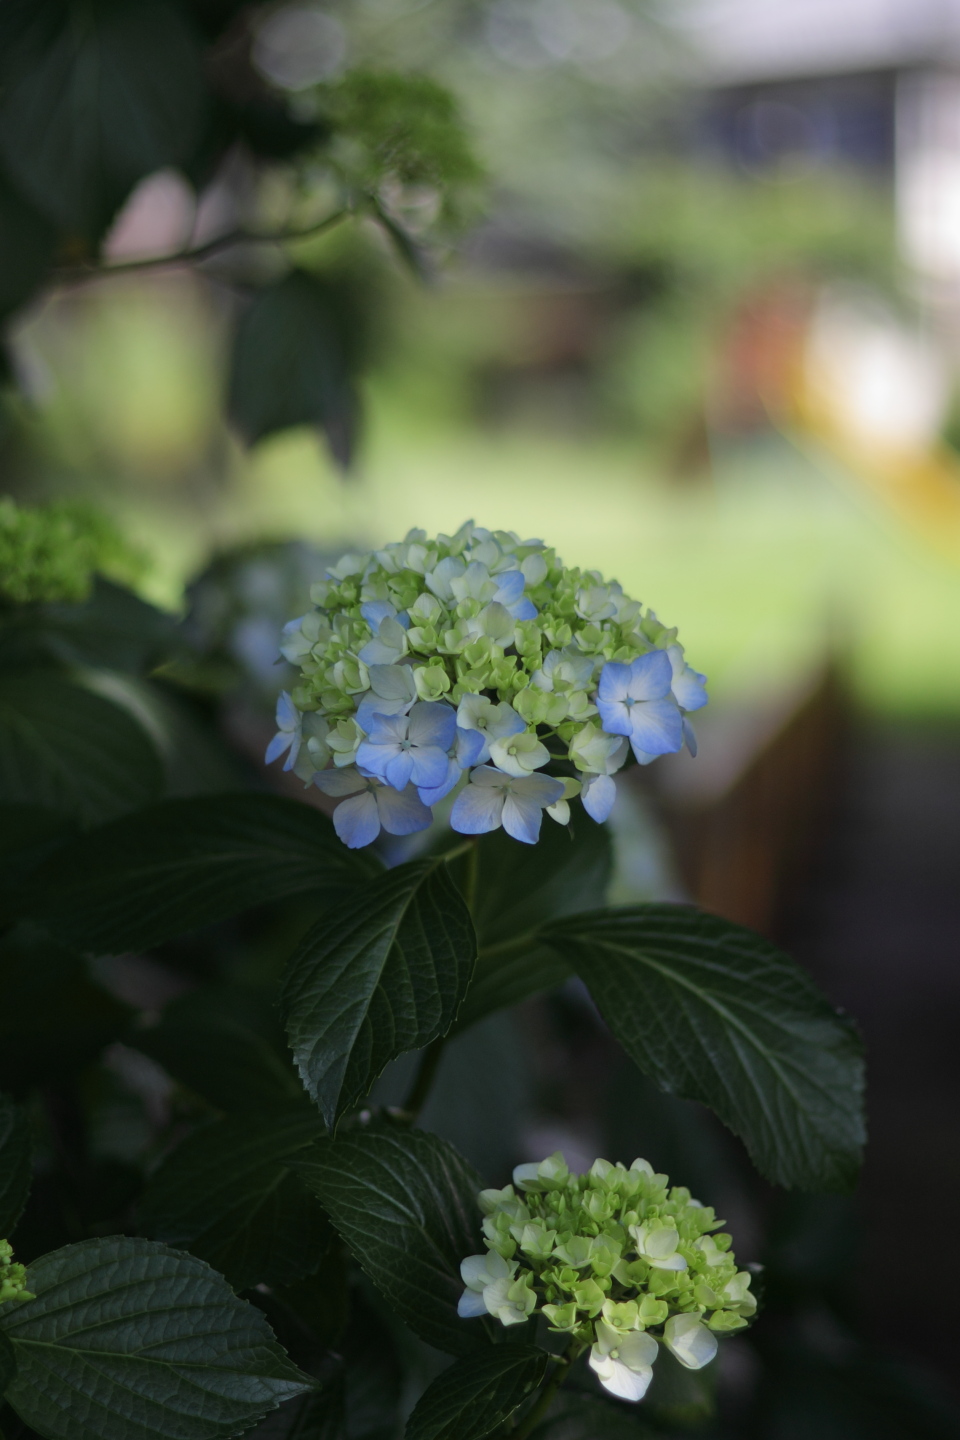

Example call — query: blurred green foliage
[0,498,144,604]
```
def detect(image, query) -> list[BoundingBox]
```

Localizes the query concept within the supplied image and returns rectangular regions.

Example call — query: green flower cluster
[0,498,142,605]
[459,1153,756,1403]
[0,1240,33,1306]
[278,523,698,783]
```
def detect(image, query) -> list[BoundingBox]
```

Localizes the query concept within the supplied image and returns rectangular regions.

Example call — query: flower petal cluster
[458,1153,756,1404]
[0,1240,33,1306]
[267,524,707,847]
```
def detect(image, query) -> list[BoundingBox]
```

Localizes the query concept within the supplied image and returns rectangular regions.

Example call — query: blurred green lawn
[19,273,960,718]
[111,393,960,718]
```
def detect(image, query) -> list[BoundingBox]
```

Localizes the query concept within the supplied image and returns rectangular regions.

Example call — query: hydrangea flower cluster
[458,1153,756,1403]
[0,1241,33,1306]
[267,524,706,848]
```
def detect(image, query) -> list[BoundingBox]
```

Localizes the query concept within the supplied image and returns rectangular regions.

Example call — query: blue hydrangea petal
[595,697,633,737]
[407,745,451,790]
[450,782,505,834]
[275,691,298,729]
[384,749,416,791]
[417,758,460,806]
[500,792,543,844]
[456,727,486,768]
[581,773,616,823]
[672,664,708,712]
[360,600,397,630]
[362,712,408,745]
[492,569,525,607]
[597,661,634,704]
[509,597,538,621]
[626,650,673,700]
[333,791,381,848]
[375,784,433,836]
[407,700,458,751]
[265,730,293,765]
[355,739,392,780]
[628,699,683,757]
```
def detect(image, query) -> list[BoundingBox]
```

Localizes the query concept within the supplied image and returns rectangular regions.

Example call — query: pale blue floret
[418,727,486,806]
[356,701,457,792]
[355,664,418,729]
[425,558,536,621]
[450,766,565,845]
[596,653,682,762]
[358,604,410,665]
[455,695,526,764]
[264,691,302,771]
[313,766,432,848]
[666,644,708,712]
[581,773,617,823]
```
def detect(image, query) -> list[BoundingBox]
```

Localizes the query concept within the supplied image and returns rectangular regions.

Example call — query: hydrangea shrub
[0,516,866,1440]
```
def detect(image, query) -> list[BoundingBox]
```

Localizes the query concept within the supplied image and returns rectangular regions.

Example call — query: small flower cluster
[0,1240,33,1306]
[267,524,706,848]
[0,497,141,605]
[458,1153,756,1403]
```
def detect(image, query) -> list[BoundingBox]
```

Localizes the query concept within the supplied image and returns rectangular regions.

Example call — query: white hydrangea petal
[457,1288,489,1318]
[663,1314,719,1370]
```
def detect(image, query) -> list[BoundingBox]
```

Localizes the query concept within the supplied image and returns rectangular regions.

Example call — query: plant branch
[509,1345,582,1440]
[53,207,352,285]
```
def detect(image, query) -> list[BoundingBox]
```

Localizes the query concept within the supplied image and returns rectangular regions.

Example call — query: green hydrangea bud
[457,1153,757,1405]
[0,1240,34,1306]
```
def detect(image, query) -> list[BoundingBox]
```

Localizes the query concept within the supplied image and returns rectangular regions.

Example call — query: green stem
[399,1034,446,1122]
[464,836,480,916]
[510,1344,582,1440]
[398,839,480,1122]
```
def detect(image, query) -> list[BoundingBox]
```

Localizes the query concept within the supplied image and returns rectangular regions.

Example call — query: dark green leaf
[0,1236,313,1440]
[228,270,362,466]
[293,1126,485,1356]
[139,1107,330,1291]
[0,1332,15,1404]
[0,806,76,927]
[0,1096,31,1237]
[244,1388,342,1439]
[282,860,476,1127]
[0,931,131,1095]
[0,173,56,322]
[529,1391,658,1440]
[0,580,180,676]
[134,1015,301,1114]
[405,1347,548,1440]
[543,905,865,1191]
[454,819,611,1029]
[0,674,164,825]
[0,0,205,238]
[22,794,378,953]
